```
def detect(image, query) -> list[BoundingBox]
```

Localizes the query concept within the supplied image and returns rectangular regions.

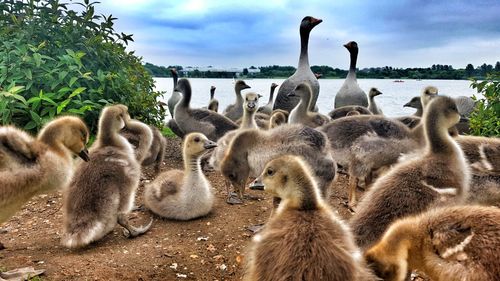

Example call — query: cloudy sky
[92,0,499,69]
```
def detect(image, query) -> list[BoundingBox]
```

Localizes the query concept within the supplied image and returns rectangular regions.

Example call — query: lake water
[154,78,479,118]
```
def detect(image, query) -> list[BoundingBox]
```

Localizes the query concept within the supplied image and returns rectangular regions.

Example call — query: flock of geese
[0,16,499,281]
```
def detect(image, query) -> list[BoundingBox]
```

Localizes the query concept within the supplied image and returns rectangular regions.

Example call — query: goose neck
[347,49,358,79]
[298,29,310,68]
[424,115,454,154]
[241,110,257,129]
[184,153,202,173]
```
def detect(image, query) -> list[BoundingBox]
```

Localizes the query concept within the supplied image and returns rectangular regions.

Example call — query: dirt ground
[0,136,418,281]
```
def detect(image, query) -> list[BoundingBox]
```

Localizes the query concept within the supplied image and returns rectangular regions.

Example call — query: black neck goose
[334,41,368,108]
[273,16,322,113]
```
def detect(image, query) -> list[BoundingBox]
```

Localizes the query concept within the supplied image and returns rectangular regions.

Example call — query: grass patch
[161,127,178,138]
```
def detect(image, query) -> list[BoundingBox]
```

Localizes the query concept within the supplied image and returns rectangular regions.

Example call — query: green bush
[469,74,500,137]
[0,0,165,132]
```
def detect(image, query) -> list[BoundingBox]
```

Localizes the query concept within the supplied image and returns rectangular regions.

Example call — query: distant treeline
[144,62,500,80]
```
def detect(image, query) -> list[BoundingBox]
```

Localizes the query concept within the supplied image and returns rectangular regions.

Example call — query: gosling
[0,116,89,223]
[350,96,469,250]
[365,205,500,281]
[61,105,153,248]
[245,155,375,281]
[144,133,217,220]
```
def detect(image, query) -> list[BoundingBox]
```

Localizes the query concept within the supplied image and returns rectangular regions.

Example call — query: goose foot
[226,192,243,205]
[118,214,153,238]
[131,204,146,212]
[0,267,45,281]
[0,241,4,250]
[246,223,265,234]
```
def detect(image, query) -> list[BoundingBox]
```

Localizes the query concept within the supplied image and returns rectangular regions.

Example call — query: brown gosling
[365,205,500,281]
[144,133,216,220]
[350,96,469,250]
[268,110,288,129]
[221,124,336,203]
[223,80,251,121]
[421,85,438,107]
[61,104,153,248]
[208,85,219,112]
[367,88,383,115]
[288,82,329,127]
[239,92,262,129]
[245,155,375,281]
[120,121,164,173]
[0,116,89,223]
[257,83,278,115]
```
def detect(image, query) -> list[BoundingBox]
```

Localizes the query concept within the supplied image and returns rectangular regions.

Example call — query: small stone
[197,236,209,241]
[213,255,224,261]
[235,255,243,264]
[176,273,187,278]
[207,244,216,252]
[169,263,178,270]
[190,254,199,259]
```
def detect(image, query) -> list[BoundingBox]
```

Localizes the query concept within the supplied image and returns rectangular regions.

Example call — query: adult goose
[257,83,278,115]
[334,41,368,108]
[169,79,238,141]
[167,68,181,117]
[273,16,322,113]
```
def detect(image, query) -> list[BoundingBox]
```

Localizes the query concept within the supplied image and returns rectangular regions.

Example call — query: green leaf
[69,76,78,87]
[27,96,41,104]
[24,121,37,130]
[9,85,25,94]
[24,69,32,80]
[58,71,68,80]
[33,53,42,67]
[57,99,71,114]
[30,111,42,123]
[69,87,86,98]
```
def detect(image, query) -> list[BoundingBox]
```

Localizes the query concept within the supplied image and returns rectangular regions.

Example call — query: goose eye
[266,169,274,176]
[228,173,236,180]
[194,137,200,142]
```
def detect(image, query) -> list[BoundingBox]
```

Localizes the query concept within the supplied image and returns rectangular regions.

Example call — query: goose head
[425,96,460,129]
[175,78,191,95]
[184,132,217,157]
[100,104,130,133]
[343,41,359,54]
[403,96,422,109]
[235,80,251,92]
[271,83,279,90]
[251,155,319,209]
[39,116,90,161]
[287,82,312,100]
[421,86,438,107]
[170,68,178,77]
[269,111,287,128]
[244,93,261,113]
[365,248,407,281]
[300,16,322,33]
[369,88,383,98]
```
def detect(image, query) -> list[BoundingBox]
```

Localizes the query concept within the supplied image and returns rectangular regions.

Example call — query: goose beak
[203,140,217,149]
[249,177,264,190]
[403,102,411,107]
[243,84,251,90]
[311,17,322,26]
[78,148,90,162]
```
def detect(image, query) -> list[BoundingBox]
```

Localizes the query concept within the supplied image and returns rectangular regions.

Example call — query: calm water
[154,78,478,118]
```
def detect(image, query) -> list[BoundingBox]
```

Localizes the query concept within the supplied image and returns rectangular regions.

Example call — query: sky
[90,0,500,69]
